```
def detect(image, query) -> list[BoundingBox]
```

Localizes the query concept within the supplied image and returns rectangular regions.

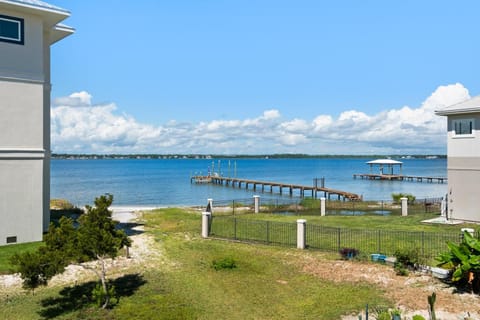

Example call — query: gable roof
[435,96,480,116]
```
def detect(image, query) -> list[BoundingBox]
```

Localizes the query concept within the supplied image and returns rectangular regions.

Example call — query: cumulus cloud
[51,83,470,154]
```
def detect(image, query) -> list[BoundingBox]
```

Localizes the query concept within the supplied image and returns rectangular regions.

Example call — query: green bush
[394,247,423,276]
[376,311,390,320]
[391,193,416,204]
[412,315,426,320]
[212,257,237,271]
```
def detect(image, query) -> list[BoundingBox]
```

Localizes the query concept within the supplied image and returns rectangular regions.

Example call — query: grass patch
[237,212,477,232]
[9,208,456,319]
[0,241,43,274]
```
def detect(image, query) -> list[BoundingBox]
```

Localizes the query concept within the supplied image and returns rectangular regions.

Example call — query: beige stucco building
[0,0,73,244]
[435,96,480,222]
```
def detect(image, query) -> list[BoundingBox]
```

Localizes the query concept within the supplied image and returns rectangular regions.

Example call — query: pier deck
[353,173,447,183]
[191,176,361,201]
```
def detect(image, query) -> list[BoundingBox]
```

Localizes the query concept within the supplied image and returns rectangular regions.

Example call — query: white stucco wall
[0,9,44,82]
[0,81,44,148]
[446,114,480,158]
[446,113,480,221]
[0,159,44,244]
[447,164,480,222]
[0,3,62,245]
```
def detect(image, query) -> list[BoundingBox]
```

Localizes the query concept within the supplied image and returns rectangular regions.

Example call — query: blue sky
[48,1,479,154]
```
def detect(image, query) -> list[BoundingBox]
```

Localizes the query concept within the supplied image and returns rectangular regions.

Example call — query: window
[6,236,17,244]
[453,118,474,136]
[0,14,24,45]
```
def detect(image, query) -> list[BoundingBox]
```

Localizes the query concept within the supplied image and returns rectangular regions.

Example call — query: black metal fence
[306,224,465,259]
[210,215,296,247]
[209,215,469,259]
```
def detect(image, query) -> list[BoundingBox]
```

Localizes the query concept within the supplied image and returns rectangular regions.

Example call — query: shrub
[50,198,75,210]
[391,193,416,204]
[212,257,237,270]
[376,311,390,320]
[394,247,422,276]
[412,315,426,320]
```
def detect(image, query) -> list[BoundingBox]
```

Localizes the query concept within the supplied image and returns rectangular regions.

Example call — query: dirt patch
[295,253,480,319]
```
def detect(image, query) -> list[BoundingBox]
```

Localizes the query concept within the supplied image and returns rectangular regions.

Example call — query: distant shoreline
[52,153,447,160]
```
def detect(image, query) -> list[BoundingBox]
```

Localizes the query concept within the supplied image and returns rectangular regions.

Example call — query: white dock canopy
[367,159,403,175]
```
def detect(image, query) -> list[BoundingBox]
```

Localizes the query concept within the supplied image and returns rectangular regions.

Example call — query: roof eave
[50,24,74,44]
[435,107,480,116]
[0,0,70,26]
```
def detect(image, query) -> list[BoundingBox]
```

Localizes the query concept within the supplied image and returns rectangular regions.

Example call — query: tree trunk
[99,256,110,309]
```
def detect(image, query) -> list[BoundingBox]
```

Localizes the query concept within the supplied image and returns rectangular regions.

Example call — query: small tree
[11,194,131,308]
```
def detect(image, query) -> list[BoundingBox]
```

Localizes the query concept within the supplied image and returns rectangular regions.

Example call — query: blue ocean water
[51,157,447,207]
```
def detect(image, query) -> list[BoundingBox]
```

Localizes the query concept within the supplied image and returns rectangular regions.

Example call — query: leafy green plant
[92,282,117,307]
[212,257,237,270]
[412,315,426,320]
[428,292,436,320]
[437,231,480,292]
[394,263,409,276]
[376,311,390,320]
[391,193,416,204]
[390,308,401,320]
[393,247,422,276]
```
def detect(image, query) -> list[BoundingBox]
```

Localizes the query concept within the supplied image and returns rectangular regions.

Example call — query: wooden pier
[191,176,361,201]
[353,173,447,183]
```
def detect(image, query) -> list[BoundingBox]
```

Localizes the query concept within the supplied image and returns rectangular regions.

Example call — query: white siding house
[0,0,73,244]
[435,96,480,222]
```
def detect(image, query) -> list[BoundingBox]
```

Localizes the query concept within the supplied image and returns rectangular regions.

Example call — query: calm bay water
[51,157,447,207]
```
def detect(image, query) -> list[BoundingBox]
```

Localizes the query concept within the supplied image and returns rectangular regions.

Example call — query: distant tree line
[52,153,446,160]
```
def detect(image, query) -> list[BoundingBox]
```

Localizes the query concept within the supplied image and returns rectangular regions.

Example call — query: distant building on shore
[435,96,480,222]
[0,0,73,245]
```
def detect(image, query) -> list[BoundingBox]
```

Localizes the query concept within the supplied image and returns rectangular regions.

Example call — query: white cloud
[51,84,470,154]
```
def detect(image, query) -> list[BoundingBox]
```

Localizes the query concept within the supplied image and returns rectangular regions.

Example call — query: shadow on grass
[117,222,145,236]
[38,273,147,319]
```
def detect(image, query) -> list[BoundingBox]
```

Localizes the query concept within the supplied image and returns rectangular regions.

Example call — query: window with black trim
[0,14,24,45]
[453,118,474,136]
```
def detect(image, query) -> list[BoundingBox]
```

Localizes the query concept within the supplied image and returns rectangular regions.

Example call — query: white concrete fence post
[401,197,408,216]
[207,198,214,213]
[202,212,211,238]
[253,195,260,213]
[297,219,307,249]
[320,197,326,216]
[461,228,475,237]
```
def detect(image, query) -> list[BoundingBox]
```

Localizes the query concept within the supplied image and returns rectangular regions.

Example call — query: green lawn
[236,211,477,232]
[5,207,474,319]
[0,241,43,274]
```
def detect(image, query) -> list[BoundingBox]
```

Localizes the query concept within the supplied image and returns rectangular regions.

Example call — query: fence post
[377,230,381,253]
[320,197,326,216]
[253,195,260,213]
[337,228,341,252]
[401,197,408,216]
[207,198,214,213]
[201,212,211,238]
[234,218,237,240]
[266,221,270,243]
[297,219,307,249]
